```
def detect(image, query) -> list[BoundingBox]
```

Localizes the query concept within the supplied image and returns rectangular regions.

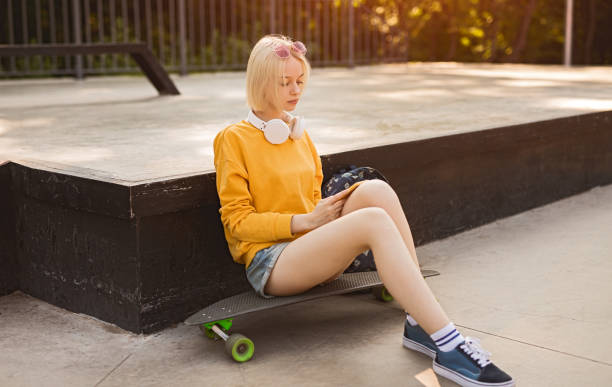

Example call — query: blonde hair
[246,34,311,113]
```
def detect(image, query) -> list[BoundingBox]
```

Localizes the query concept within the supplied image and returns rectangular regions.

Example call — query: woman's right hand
[308,188,353,229]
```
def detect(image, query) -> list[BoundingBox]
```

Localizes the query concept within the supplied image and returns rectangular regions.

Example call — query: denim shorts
[246,241,291,298]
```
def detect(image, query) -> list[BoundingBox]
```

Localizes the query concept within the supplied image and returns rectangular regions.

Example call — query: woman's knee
[345,180,398,210]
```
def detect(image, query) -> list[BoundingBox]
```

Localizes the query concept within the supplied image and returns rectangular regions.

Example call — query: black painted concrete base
[1,111,611,333]
[1,161,17,296]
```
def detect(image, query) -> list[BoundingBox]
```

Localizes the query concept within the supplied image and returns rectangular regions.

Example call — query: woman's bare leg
[343,179,419,265]
[321,179,420,283]
[265,207,450,334]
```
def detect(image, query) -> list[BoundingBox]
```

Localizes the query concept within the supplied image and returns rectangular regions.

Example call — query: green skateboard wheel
[372,286,393,302]
[225,334,255,362]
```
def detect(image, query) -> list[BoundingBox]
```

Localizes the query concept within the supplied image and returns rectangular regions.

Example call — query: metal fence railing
[0,0,408,78]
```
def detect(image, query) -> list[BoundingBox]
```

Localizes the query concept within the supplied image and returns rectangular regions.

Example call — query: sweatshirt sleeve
[305,131,323,203]
[214,132,296,242]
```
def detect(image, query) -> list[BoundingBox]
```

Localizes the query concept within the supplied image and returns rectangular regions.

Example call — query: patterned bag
[322,165,390,273]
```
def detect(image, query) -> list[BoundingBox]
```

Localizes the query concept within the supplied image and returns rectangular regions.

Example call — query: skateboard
[185,269,439,362]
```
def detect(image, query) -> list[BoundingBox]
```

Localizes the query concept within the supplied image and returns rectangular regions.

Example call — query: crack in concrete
[94,353,133,387]
[455,324,612,367]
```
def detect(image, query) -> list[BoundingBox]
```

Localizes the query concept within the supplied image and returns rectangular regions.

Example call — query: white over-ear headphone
[246,109,305,145]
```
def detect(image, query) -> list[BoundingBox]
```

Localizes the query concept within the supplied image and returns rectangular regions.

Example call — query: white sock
[405,313,418,326]
[430,322,464,352]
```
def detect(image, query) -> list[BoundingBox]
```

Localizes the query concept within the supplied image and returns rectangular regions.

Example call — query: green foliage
[359,0,610,64]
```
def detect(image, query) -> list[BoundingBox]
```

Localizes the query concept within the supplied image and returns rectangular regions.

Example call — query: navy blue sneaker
[433,337,514,387]
[402,320,438,359]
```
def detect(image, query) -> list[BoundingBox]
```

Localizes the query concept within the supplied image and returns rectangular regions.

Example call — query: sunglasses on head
[273,40,307,59]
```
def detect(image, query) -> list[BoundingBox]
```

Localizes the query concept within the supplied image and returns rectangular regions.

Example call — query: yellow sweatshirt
[213,119,364,269]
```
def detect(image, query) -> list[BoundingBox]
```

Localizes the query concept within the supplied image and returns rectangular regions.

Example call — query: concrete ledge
[329,110,612,244]
[1,111,610,333]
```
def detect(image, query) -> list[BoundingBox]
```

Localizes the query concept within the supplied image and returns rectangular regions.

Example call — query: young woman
[213,34,514,387]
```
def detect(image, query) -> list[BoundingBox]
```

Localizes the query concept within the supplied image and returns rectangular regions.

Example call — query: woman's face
[278,55,305,112]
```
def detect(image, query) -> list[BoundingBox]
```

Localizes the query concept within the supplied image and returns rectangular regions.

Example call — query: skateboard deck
[186,269,439,362]
[185,269,439,326]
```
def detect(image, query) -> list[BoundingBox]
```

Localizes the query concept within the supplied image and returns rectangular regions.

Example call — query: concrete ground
[1,63,612,182]
[2,183,611,386]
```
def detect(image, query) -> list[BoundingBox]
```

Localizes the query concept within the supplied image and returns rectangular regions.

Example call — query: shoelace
[460,337,492,368]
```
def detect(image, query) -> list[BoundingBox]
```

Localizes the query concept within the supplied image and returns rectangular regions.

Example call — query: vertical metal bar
[393,30,397,61]
[134,0,141,42]
[260,0,265,37]
[8,0,16,72]
[250,0,256,50]
[326,0,331,63]
[333,0,338,63]
[342,0,346,63]
[199,0,205,68]
[121,0,128,69]
[356,4,362,64]
[287,0,292,37]
[230,0,236,66]
[157,0,164,65]
[72,0,83,79]
[328,0,333,62]
[188,0,195,67]
[377,13,381,61]
[305,0,311,51]
[366,6,371,63]
[50,0,57,71]
[564,0,573,66]
[62,0,70,71]
[388,30,393,61]
[348,0,354,67]
[321,0,326,64]
[315,0,321,64]
[35,0,42,70]
[362,5,367,64]
[178,0,187,75]
[35,1,42,40]
[277,0,282,34]
[296,0,302,40]
[388,25,393,61]
[269,0,275,34]
[220,0,226,65]
[97,0,105,71]
[379,12,384,61]
[209,0,216,66]
[368,8,373,63]
[374,9,379,62]
[110,0,117,69]
[169,0,176,69]
[242,0,247,64]
[146,0,152,49]
[21,0,30,72]
[323,0,328,62]
[84,0,93,71]
[379,13,383,61]
[293,0,298,37]
[379,12,384,62]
